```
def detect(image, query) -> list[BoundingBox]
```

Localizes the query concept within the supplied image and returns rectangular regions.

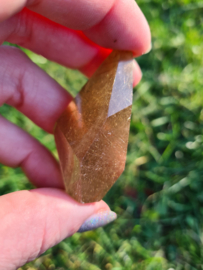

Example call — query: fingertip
[132,4,151,56]
[125,0,151,56]
[94,199,111,212]
[133,60,142,87]
[144,42,152,55]
[84,0,151,56]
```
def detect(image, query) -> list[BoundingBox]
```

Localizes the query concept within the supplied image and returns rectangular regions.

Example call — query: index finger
[1,0,151,54]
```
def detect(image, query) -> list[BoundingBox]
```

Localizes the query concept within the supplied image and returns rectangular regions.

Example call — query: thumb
[0,188,115,270]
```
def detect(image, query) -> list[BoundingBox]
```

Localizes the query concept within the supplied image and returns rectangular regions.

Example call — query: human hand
[0,0,151,269]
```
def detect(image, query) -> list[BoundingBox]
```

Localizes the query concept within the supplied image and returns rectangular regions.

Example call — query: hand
[0,0,151,269]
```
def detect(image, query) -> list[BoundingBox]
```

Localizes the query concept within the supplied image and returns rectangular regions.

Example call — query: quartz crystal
[54,50,133,203]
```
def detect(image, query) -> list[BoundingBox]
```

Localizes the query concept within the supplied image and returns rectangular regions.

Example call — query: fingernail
[77,210,117,233]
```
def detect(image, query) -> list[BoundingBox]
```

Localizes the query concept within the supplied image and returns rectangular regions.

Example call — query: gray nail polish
[77,210,117,233]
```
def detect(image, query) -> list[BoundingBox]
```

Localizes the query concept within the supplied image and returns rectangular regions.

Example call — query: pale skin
[0,0,151,269]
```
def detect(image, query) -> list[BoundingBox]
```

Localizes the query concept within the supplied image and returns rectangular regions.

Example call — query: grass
[1,0,203,269]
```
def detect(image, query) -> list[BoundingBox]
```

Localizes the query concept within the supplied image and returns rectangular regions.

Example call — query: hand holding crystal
[0,0,151,269]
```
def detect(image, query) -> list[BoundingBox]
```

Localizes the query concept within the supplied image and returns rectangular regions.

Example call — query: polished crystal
[54,51,133,203]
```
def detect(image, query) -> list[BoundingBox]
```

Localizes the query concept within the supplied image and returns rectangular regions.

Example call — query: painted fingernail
[77,210,117,233]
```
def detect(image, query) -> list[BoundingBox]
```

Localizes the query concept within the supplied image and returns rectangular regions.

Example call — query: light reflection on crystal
[108,60,133,117]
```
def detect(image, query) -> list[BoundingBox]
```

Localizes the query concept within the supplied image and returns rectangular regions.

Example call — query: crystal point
[54,51,133,203]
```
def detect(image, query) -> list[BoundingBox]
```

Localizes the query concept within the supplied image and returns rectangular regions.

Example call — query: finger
[133,60,142,86]
[0,188,110,269]
[1,8,147,79]
[28,0,151,54]
[0,116,63,188]
[84,0,151,55]
[1,0,151,56]
[1,9,112,72]
[0,45,71,133]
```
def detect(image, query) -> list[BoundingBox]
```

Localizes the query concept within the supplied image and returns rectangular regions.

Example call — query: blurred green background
[1,0,203,269]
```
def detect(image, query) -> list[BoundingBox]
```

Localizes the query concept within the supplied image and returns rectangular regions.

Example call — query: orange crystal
[54,51,133,203]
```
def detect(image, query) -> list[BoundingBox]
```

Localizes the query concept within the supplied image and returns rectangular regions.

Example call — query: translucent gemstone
[54,51,133,203]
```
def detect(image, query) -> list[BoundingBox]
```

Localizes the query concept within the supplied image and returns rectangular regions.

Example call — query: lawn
[1,0,203,269]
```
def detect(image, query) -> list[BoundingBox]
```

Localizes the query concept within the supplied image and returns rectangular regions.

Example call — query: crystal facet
[54,51,133,203]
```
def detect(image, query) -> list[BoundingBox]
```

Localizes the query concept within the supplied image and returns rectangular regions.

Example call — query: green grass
[1,0,203,269]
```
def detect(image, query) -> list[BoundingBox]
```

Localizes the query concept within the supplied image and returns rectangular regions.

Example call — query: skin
[0,0,151,269]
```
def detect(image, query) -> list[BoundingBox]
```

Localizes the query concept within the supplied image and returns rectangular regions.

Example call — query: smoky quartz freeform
[54,50,133,203]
